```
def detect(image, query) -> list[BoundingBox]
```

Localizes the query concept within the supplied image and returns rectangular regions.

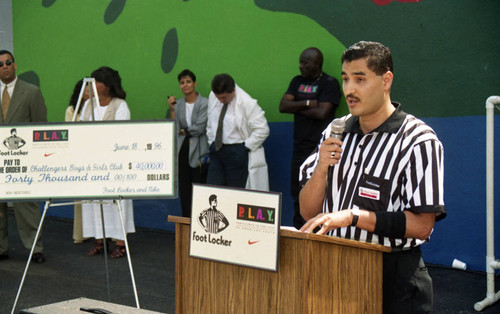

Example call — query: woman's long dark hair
[91,66,126,99]
[69,79,84,114]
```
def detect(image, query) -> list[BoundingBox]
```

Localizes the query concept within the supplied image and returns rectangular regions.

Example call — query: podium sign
[0,120,176,201]
[190,184,281,271]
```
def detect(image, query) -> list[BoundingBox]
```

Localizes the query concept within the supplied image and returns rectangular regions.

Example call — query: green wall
[12,0,348,122]
[258,0,500,117]
[11,0,500,122]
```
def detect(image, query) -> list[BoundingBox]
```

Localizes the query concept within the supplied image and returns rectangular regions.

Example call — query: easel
[72,77,101,121]
[10,78,140,313]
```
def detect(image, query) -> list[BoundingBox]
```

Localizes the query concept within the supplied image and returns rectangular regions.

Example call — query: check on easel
[0,120,176,201]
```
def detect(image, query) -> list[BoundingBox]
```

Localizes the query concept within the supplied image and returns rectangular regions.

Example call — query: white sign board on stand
[189,184,281,272]
[0,120,176,201]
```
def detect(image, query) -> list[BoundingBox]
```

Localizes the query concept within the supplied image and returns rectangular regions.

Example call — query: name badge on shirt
[358,186,380,200]
[353,173,390,211]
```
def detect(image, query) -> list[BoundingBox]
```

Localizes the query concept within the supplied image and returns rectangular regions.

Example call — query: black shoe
[31,252,46,264]
[0,254,8,261]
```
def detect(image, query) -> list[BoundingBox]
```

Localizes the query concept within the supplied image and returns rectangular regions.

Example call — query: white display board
[189,184,281,272]
[0,120,176,201]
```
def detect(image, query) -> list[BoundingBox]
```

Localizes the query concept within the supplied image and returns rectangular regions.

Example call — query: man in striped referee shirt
[299,41,446,313]
[198,194,229,234]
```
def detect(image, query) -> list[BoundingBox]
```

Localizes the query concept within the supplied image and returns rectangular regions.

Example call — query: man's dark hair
[341,41,393,75]
[209,194,217,204]
[211,74,235,94]
[91,66,126,99]
[178,69,196,82]
[0,50,15,63]
[10,128,16,135]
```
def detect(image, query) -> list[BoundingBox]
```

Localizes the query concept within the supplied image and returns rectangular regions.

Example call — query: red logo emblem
[248,240,260,245]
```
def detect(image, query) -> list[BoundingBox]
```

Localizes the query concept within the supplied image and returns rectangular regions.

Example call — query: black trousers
[178,138,206,218]
[383,247,433,314]
[291,151,309,230]
[206,143,248,188]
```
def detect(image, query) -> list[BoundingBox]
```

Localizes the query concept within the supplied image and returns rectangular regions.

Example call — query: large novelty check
[0,120,176,201]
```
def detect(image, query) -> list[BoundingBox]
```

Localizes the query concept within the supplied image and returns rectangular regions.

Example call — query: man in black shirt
[279,47,341,229]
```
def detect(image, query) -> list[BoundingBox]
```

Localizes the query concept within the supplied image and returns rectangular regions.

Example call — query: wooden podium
[168,216,390,313]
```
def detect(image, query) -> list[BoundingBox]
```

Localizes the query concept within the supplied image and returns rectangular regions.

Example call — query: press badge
[358,186,380,200]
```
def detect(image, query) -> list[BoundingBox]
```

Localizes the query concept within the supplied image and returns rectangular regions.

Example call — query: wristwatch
[351,208,360,226]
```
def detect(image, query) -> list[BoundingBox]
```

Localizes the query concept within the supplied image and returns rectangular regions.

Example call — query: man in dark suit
[0,50,47,263]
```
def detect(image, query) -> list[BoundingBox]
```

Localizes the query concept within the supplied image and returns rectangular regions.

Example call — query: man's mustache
[346,95,360,102]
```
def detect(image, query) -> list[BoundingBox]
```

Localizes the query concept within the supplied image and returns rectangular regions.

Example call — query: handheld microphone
[326,118,345,207]
[329,118,345,170]
[330,118,345,140]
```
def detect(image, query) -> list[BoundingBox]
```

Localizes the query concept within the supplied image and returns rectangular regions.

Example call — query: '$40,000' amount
[128,162,164,171]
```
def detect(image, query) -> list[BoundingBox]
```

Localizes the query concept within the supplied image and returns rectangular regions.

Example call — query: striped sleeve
[403,138,446,220]
[299,129,328,186]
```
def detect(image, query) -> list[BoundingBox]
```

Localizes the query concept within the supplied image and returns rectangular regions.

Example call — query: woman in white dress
[80,66,135,259]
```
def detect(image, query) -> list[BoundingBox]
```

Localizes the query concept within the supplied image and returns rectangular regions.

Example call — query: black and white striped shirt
[299,103,446,249]
[200,207,227,234]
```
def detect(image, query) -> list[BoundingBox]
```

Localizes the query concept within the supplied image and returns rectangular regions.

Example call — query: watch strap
[351,210,359,226]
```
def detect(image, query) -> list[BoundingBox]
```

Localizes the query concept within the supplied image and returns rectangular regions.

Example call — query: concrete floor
[1,212,499,313]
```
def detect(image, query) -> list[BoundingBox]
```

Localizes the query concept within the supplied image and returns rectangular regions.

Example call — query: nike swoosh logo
[44,153,55,157]
[248,240,260,245]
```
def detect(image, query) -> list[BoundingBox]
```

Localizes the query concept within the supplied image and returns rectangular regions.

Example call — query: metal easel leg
[99,201,111,301]
[10,200,51,314]
[115,198,140,308]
